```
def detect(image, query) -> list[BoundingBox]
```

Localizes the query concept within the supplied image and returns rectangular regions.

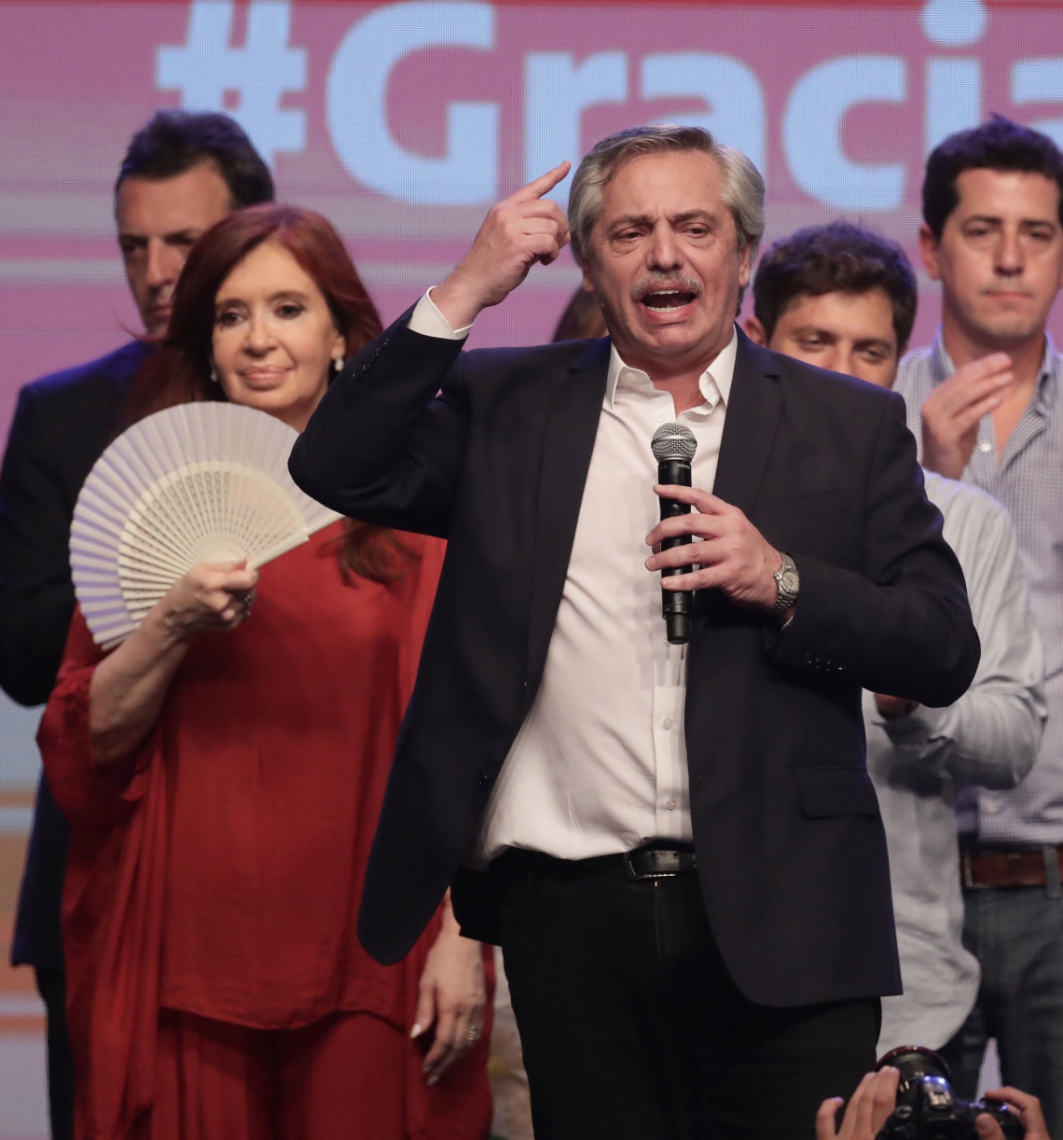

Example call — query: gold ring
[465,1026,481,1042]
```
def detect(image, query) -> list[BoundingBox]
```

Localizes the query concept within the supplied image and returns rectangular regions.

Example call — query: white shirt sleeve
[407,288,474,341]
[878,491,1046,790]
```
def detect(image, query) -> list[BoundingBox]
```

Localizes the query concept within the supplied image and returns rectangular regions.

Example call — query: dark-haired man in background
[895,117,1063,1126]
[1,109,273,1140]
[747,220,1045,1065]
[744,221,916,388]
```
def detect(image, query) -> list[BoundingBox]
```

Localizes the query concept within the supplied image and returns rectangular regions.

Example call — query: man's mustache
[631,272,702,302]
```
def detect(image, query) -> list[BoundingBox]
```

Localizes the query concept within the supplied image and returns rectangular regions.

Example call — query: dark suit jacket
[290,319,979,1008]
[3,340,150,969]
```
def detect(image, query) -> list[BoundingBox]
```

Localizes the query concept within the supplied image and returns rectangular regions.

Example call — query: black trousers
[36,968,74,1140]
[497,851,880,1140]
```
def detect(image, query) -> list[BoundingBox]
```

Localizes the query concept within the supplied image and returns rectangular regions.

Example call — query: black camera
[875,1046,1023,1139]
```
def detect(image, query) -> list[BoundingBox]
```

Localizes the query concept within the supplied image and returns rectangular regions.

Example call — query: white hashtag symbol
[156,1,307,168]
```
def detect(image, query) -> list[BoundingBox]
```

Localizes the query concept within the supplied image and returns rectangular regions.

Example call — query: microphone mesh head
[651,422,698,461]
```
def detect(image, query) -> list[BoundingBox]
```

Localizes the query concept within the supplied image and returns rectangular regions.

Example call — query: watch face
[781,568,799,593]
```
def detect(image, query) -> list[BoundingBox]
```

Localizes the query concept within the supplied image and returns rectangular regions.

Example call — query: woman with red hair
[39,206,493,1140]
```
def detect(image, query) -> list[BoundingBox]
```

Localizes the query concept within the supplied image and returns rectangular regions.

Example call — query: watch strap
[772,552,799,614]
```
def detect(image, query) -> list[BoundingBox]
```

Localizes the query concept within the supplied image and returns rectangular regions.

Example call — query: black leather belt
[623,845,697,881]
[498,843,697,882]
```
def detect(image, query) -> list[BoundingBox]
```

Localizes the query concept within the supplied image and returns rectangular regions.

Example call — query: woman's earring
[333,356,344,373]
[209,366,219,384]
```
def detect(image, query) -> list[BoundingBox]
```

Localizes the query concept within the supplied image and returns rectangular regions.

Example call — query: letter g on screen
[327,0,499,205]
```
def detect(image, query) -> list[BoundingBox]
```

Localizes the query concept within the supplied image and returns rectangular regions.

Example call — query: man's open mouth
[640,289,698,312]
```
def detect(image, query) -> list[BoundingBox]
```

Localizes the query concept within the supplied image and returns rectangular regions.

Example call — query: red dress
[39,524,493,1140]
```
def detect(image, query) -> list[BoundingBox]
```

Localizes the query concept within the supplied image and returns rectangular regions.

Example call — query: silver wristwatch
[771,552,800,615]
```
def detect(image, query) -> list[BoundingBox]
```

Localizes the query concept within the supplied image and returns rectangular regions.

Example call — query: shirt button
[983,799,1000,814]
[655,412,666,423]
[663,717,674,730]
[978,441,992,453]
[666,799,678,811]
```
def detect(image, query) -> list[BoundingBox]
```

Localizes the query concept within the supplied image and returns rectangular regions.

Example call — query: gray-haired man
[291,126,979,1138]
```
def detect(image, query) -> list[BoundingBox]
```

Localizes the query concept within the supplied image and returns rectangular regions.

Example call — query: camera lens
[875,1046,952,1102]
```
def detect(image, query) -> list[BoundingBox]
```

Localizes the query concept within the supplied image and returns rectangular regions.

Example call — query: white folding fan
[71,402,341,650]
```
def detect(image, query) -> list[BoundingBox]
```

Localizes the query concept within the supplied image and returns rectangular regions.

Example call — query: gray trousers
[940,883,1063,1135]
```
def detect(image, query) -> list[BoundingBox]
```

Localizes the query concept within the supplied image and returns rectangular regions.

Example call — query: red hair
[124,204,414,584]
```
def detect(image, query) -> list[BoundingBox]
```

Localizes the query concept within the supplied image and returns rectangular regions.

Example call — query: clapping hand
[921,353,1013,478]
[430,162,572,329]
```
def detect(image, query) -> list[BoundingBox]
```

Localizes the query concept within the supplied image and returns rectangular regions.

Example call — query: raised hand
[921,353,1013,478]
[430,162,572,329]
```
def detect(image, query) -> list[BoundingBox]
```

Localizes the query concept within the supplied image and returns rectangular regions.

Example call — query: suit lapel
[522,330,780,687]
[713,328,783,515]
[524,338,610,697]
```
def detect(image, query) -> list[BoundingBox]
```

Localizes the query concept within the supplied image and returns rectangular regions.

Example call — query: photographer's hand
[816,1068,900,1140]
[978,1088,1051,1140]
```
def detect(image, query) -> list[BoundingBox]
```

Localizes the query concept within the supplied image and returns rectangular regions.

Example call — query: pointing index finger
[514,161,572,202]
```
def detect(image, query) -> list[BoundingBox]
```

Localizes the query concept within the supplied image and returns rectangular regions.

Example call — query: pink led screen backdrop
[1,0,1062,439]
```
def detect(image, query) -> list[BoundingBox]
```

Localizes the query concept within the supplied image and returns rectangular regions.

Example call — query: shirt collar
[605,326,738,412]
[930,324,1059,409]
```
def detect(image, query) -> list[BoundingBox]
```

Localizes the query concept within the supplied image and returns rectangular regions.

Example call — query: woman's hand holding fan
[71,403,340,649]
[153,559,259,641]
[87,558,261,766]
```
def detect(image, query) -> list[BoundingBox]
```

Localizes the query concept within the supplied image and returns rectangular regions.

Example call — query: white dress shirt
[407,290,736,862]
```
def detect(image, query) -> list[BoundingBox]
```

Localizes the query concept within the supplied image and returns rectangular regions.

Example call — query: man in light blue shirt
[747,220,1045,1063]
[895,117,1063,1127]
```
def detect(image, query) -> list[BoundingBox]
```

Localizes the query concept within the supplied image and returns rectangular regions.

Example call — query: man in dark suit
[290,125,979,1138]
[1,110,272,1140]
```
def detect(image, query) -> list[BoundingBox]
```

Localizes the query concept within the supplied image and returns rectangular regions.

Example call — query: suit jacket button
[478,771,493,791]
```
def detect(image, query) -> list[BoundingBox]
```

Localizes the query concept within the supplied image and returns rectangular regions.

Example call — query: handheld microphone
[650,423,698,645]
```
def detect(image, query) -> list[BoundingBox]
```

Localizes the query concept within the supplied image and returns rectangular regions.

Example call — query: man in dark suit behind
[1,110,273,1140]
[290,126,980,1138]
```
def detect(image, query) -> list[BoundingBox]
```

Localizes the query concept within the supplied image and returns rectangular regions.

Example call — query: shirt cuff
[875,701,948,746]
[407,288,473,341]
